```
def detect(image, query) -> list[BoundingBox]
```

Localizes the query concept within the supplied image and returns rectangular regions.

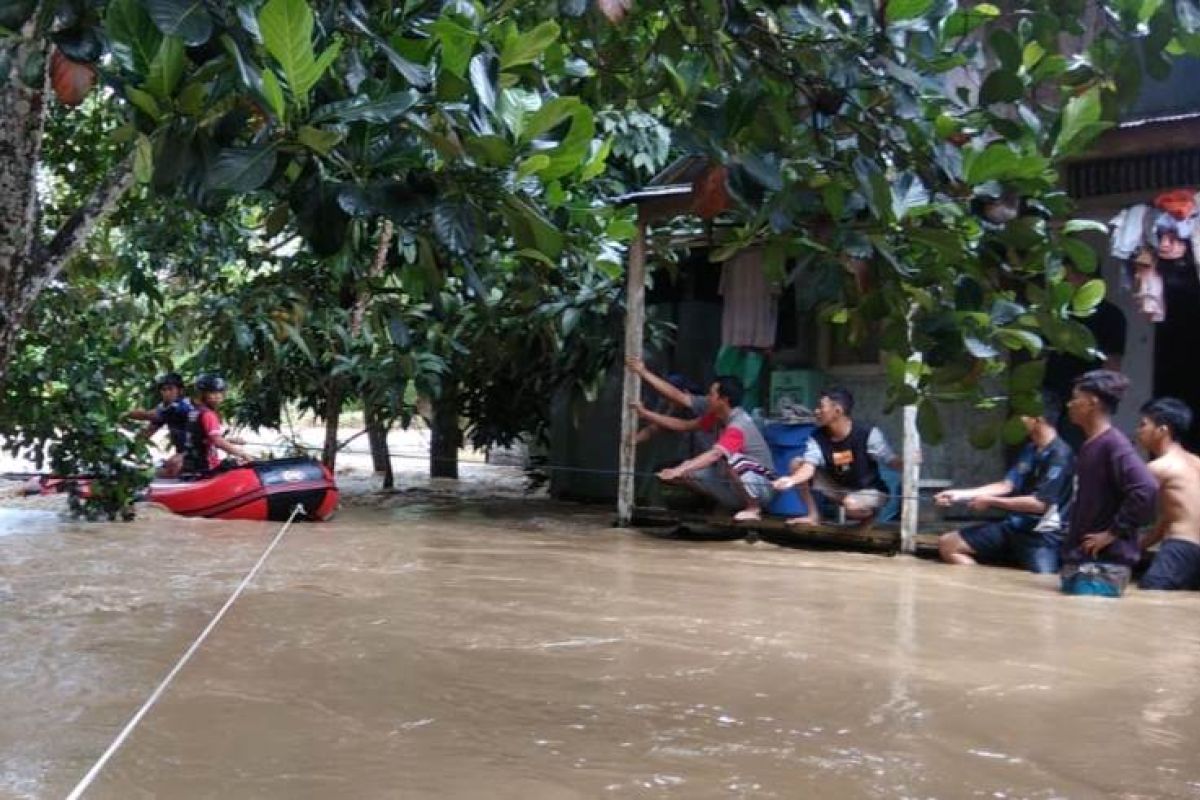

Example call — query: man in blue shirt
[936,395,1075,573]
[128,373,195,477]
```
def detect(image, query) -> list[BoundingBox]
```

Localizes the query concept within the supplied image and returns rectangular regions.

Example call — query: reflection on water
[0,508,60,537]
[1,500,1200,799]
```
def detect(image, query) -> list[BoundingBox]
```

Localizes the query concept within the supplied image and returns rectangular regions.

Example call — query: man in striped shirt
[630,367,776,522]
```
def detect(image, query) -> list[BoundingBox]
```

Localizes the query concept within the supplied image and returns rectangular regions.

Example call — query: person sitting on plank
[772,387,902,526]
[1060,370,1157,594]
[631,372,776,522]
[936,393,1074,573]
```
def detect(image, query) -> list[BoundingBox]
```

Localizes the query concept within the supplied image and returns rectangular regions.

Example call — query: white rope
[65,503,307,800]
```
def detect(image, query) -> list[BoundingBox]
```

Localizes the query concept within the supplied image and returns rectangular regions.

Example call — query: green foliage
[105,0,163,75]
[258,0,341,116]
[552,0,1195,441]
[1,282,156,520]
[8,0,1200,484]
[143,0,213,46]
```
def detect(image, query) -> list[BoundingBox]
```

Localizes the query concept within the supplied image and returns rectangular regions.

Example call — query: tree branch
[31,154,136,297]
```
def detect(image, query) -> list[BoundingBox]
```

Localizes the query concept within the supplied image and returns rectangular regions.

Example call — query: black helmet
[195,373,228,393]
[155,372,184,389]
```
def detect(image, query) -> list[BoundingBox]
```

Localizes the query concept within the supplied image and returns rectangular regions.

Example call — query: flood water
[2,497,1200,799]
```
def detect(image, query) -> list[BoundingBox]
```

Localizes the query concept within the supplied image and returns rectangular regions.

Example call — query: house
[548,158,999,519]
[1066,56,1200,437]
[549,57,1200,515]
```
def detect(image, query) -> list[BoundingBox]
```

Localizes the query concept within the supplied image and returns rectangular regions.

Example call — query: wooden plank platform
[630,506,950,555]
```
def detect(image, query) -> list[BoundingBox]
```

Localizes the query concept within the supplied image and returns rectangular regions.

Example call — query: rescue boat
[29,457,338,522]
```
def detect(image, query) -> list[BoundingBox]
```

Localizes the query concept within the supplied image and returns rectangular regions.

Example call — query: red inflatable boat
[28,457,339,522]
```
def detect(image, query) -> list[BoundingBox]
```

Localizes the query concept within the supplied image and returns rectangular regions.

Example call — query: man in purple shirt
[1061,370,1158,593]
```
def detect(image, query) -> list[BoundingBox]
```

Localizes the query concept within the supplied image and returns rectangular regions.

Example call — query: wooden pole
[617,213,648,526]
[900,402,921,554]
[899,341,922,554]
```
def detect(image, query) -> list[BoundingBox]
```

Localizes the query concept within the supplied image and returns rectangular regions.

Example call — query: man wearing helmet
[128,373,195,477]
[181,374,255,474]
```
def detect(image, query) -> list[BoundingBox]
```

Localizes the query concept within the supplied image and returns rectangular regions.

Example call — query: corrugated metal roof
[612,154,709,206]
[1121,56,1200,124]
[647,154,709,186]
[612,184,692,206]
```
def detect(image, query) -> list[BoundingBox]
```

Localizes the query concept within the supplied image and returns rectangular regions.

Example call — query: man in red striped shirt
[633,374,776,522]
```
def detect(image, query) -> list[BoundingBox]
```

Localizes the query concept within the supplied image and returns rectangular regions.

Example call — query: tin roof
[612,154,709,206]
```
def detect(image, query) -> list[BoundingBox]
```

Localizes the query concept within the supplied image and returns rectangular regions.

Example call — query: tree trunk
[0,27,51,378]
[364,403,394,490]
[322,381,343,470]
[430,382,460,479]
[0,22,134,385]
[349,220,394,487]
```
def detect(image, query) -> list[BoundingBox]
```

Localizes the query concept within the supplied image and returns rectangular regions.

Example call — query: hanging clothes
[1155,189,1197,221]
[1155,212,1196,241]
[715,345,767,413]
[1131,255,1165,322]
[1109,204,1151,260]
[719,247,780,349]
[1192,190,1200,273]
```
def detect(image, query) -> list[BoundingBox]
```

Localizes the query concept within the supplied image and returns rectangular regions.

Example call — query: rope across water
[64,503,307,800]
[236,438,945,504]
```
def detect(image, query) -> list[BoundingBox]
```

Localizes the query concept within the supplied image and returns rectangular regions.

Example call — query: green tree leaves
[1054,88,1111,157]
[1071,279,1107,316]
[143,0,213,46]
[207,145,278,192]
[429,17,477,79]
[886,0,935,23]
[964,144,1052,184]
[259,0,342,115]
[144,35,184,99]
[106,0,163,75]
[499,20,559,69]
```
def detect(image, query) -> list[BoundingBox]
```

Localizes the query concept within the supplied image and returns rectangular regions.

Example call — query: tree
[1,0,627,500]
[5,0,1196,509]
[1,2,133,379]
[2,252,159,520]
[0,0,609,383]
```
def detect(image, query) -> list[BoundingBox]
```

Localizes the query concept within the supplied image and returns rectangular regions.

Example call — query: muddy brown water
[2,498,1200,799]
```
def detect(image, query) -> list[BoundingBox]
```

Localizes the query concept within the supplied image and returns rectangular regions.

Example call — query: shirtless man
[1135,397,1200,591]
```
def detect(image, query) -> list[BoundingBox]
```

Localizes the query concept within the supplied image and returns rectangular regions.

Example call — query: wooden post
[617,213,648,526]
[900,402,921,554]
[899,344,922,554]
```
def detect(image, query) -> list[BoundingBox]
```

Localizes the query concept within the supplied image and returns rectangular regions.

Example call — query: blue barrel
[763,423,815,517]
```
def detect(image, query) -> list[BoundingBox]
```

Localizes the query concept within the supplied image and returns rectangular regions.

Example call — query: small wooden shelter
[611,157,922,552]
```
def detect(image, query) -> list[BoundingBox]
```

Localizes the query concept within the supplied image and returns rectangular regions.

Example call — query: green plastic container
[769,369,825,415]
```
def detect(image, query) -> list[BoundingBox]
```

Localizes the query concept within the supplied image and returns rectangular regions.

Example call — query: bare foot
[733,508,762,522]
[785,515,819,527]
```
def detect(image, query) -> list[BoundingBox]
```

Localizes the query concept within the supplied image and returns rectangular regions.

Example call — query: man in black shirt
[772,387,902,525]
[935,398,1074,573]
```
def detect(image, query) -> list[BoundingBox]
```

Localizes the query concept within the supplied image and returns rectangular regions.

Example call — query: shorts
[812,473,887,513]
[1139,538,1200,591]
[737,470,775,504]
[961,520,1062,574]
[685,463,776,510]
